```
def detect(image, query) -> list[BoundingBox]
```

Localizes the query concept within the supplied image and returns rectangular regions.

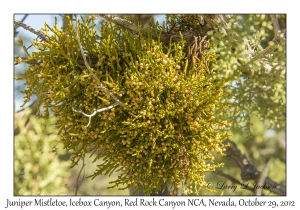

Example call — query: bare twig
[72,102,119,127]
[75,159,86,196]
[255,158,273,196]
[270,14,281,34]
[95,84,124,107]
[19,14,29,24]
[14,20,48,41]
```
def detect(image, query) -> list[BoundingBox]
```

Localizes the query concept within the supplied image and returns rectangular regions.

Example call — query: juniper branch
[255,158,273,196]
[74,159,86,196]
[14,20,48,41]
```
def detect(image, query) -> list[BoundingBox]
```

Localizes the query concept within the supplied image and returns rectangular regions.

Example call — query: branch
[74,159,86,196]
[14,15,29,37]
[255,158,273,196]
[19,14,29,24]
[95,85,124,107]
[72,102,119,127]
[224,139,286,195]
[270,14,282,35]
[14,20,48,41]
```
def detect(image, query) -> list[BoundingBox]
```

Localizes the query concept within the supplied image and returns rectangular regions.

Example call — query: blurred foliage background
[14,109,71,195]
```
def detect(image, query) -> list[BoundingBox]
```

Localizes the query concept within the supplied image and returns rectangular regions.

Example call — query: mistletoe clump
[16,15,231,195]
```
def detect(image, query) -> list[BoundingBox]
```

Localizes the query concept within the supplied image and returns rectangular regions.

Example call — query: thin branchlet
[75,15,124,107]
[72,15,124,127]
[72,102,119,127]
[75,15,99,81]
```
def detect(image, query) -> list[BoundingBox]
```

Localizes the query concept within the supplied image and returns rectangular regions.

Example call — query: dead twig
[74,159,86,196]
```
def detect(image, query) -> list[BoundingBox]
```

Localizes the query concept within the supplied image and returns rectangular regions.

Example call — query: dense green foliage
[14,109,70,195]
[15,14,285,195]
